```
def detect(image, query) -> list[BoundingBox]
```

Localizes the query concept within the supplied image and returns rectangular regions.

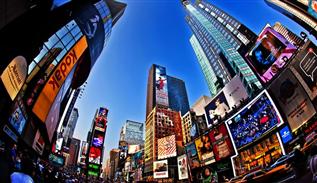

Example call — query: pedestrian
[202,167,218,183]
[10,152,35,183]
[309,144,317,183]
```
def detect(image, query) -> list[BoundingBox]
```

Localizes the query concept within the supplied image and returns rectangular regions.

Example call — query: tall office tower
[273,22,304,46]
[183,0,261,96]
[181,111,195,145]
[62,108,79,144]
[0,0,126,155]
[119,120,144,145]
[167,76,190,116]
[66,138,81,166]
[265,0,317,39]
[144,107,182,175]
[109,148,120,180]
[146,64,190,117]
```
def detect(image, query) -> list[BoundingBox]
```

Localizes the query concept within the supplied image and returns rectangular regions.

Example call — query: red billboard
[209,124,234,161]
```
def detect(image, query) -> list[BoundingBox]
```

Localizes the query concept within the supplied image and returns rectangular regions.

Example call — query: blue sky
[73,0,313,161]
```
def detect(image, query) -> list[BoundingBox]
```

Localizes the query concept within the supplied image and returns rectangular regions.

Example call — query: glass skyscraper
[167,76,190,116]
[183,0,261,96]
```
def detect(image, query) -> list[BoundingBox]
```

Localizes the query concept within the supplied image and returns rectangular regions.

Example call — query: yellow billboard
[32,36,87,122]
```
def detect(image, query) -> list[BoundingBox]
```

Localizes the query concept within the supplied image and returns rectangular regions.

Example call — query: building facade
[62,108,79,144]
[146,64,190,117]
[119,120,144,145]
[183,0,261,96]
[265,0,317,39]
[110,148,120,180]
[66,138,81,166]
[191,95,212,115]
[0,0,126,157]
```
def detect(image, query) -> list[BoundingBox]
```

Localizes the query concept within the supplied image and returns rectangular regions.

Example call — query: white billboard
[177,155,189,180]
[153,159,168,179]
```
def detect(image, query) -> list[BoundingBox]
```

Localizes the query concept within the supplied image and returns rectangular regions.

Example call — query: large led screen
[95,107,108,132]
[89,147,101,164]
[155,65,169,107]
[209,124,234,161]
[227,91,282,149]
[309,0,317,19]
[194,134,215,166]
[92,131,104,148]
[246,27,296,83]
[49,153,65,167]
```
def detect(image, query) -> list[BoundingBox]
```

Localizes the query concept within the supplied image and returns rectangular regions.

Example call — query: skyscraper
[265,0,317,39]
[183,0,261,96]
[146,64,190,117]
[119,120,144,145]
[62,108,79,144]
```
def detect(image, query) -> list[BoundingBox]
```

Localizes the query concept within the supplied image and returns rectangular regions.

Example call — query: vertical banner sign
[1,56,27,100]
[269,69,316,131]
[177,155,189,180]
[155,65,169,106]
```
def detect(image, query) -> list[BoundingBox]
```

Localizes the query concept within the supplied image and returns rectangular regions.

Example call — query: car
[302,132,317,153]
[237,170,267,183]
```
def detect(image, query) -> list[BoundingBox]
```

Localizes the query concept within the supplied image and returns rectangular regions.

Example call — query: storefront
[232,133,283,176]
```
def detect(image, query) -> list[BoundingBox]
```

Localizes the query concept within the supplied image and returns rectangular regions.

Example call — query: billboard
[32,36,87,122]
[1,56,27,100]
[32,130,45,155]
[194,134,215,166]
[279,126,293,144]
[73,2,105,66]
[95,107,108,132]
[153,159,168,179]
[246,26,296,83]
[177,155,189,180]
[155,65,169,107]
[8,103,26,134]
[88,146,102,164]
[158,135,177,160]
[92,130,104,148]
[209,124,234,161]
[308,0,317,19]
[269,69,316,131]
[128,145,140,154]
[290,41,317,100]
[222,76,249,109]
[204,92,230,127]
[185,142,200,169]
[227,91,282,149]
[49,153,65,167]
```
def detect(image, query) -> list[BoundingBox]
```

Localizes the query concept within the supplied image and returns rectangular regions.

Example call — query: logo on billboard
[155,66,169,107]
[32,36,87,122]
[1,56,27,100]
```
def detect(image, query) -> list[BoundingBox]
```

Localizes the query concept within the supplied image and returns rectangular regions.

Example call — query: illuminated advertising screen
[279,126,293,144]
[92,131,104,148]
[204,92,230,128]
[128,145,140,154]
[209,124,234,161]
[81,141,89,156]
[95,107,108,132]
[308,0,317,19]
[246,27,296,83]
[177,155,189,180]
[49,153,65,167]
[155,65,169,107]
[290,41,317,100]
[32,36,87,122]
[153,160,168,179]
[185,142,200,169]
[194,134,215,166]
[227,91,282,149]
[269,69,316,131]
[89,147,101,164]
[88,163,100,177]
[9,103,26,134]
[158,135,177,160]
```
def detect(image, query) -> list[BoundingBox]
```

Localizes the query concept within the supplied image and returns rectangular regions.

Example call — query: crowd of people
[0,143,105,183]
